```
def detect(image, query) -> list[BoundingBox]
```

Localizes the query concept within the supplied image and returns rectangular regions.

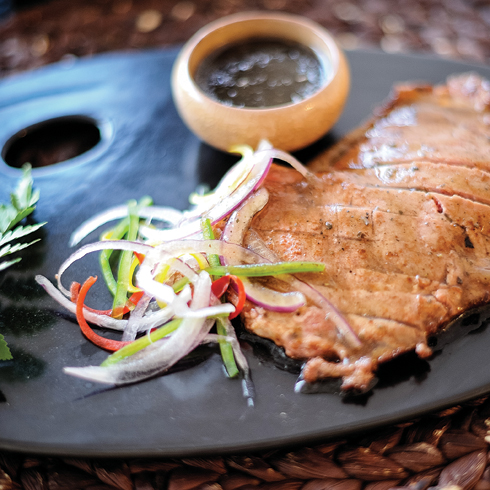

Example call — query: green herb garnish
[204,261,325,277]
[0,164,46,272]
[0,334,12,361]
[0,164,46,360]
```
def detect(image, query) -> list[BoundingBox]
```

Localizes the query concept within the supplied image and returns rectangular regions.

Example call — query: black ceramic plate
[1,48,490,458]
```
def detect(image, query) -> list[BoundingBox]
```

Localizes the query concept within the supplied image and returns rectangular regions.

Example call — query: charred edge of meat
[296,351,430,397]
[238,304,490,396]
[297,305,490,395]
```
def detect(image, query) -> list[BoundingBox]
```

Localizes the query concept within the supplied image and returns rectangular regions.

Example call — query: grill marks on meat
[241,73,490,392]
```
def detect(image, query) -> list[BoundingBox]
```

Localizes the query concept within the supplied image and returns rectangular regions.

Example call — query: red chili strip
[228,275,246,320]
[76,276,131,352]
[126,290,144,309]
[211,275,245,319]
[71,282,112,315]
[134,252,145,264]
[211,276,231,299]
[71,282,144,317]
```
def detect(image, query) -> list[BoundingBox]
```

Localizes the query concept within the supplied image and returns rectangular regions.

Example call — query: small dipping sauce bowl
[171,12,350,152]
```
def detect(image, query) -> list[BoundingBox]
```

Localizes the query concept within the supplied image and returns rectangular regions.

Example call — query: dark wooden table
[1,1,490,489]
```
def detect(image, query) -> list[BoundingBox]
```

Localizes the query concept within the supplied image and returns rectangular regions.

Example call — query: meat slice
[241,72,490,392]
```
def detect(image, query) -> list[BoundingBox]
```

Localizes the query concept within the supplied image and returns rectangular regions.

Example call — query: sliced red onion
[221,190,307,312]
[244,230,278,262]
[63,271,216,385]
[253,139,314,179]
[240,277,305,312]
[69,205,184,247]
[283,276,361,348]
[185,145,255,219]
[244,233,362,349]
[138,142,314,243]
[139,152,272,242]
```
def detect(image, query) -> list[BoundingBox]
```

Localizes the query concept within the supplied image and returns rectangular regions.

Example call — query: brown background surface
[1,1,490,489]
[1,0,490,78]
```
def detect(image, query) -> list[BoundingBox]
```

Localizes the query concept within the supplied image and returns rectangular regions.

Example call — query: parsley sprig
[0,164,46,360]
[0,164,46,272]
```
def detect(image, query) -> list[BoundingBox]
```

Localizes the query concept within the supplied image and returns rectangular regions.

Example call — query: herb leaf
[0,164,46,271]
[0,165,46,360]
[0,334,12,361]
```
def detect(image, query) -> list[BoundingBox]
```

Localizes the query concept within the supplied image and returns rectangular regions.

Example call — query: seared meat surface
[241,73,490,392]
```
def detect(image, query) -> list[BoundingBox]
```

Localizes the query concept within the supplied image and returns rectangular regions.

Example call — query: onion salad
[35,140,358,403]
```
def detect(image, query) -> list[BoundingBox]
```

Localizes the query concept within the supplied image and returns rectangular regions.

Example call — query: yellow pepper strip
[189,252,209,270]
[127,255,141,293]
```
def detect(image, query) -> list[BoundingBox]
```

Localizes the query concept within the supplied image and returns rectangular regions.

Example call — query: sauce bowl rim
[172,11,343,114]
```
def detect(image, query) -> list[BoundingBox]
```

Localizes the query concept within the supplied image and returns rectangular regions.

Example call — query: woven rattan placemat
[1,1,490,488]
[1,396,489,489]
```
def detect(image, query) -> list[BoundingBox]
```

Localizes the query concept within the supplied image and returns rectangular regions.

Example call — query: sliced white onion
[186,145,255,217]
[138,220,203,243]
[64,271,216,385]
[36,274,179,332]
[122,293,152,342]
[221,188,269,244]
[56,240,154,297]
[257,148,312,178]
[69,205,184,247]
[137,141,314,243]
[216,317,251,380]
[202,320,254,406]
[36,275,129,331]
[139,153,272,242]
[156,239,265,265]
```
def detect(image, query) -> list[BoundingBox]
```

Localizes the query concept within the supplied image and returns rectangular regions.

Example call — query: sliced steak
[240,73,490,392]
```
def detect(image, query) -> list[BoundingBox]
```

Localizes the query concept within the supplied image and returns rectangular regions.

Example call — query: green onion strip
[101,319,182,366]
[201,218,239,378]
[111,200,140,318]
[99,218,129,296]
[205,261,325,277]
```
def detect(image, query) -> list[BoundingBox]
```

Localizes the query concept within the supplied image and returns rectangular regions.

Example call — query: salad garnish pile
[35,142,353,403]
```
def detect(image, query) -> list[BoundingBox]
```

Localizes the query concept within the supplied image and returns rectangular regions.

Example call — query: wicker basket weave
[1,397,489,489]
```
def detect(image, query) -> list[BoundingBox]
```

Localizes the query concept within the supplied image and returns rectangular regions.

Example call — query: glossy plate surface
[1,49,490,458]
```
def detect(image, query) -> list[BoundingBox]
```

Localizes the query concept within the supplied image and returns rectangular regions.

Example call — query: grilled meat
[241,73,490,392]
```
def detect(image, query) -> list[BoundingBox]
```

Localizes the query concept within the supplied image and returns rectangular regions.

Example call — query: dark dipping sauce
[195,38,326,108]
